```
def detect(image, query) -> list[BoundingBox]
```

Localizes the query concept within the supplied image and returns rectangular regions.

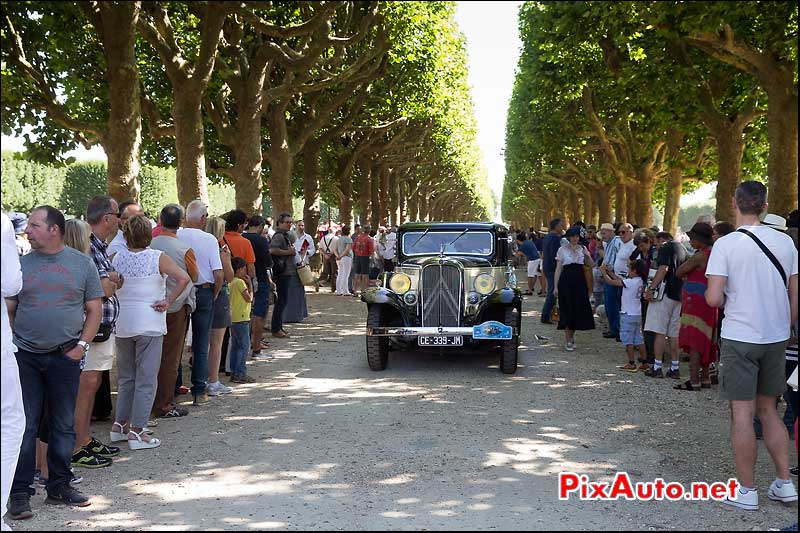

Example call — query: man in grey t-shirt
[7,206,102,517]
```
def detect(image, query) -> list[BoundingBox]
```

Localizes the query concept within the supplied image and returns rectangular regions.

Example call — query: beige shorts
[527,260,540,278]
[83,334,115,372]
[644,297,681,337]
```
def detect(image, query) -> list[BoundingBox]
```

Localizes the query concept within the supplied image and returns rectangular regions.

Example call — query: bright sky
[454,1,523,220]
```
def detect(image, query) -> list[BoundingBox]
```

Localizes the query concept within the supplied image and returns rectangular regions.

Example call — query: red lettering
[653,478,666,499]
[665,482,683,500]
[727,479,739,499]
[588,482,609,499]
[559,473,579,500]
[609,473,635,500]
[710,483,727,500]
[692,483,708,500]
[636,482,654,500]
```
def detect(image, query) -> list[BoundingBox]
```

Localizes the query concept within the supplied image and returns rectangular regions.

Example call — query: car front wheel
[366,305,389,371]
[500,306,519,374]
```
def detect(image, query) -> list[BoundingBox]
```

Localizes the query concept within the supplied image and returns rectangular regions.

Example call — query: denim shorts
[251,284,270,318]
[620,314,644,346]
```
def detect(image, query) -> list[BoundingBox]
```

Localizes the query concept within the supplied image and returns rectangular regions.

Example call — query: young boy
[229,257,257,383]
[601,259,648,372]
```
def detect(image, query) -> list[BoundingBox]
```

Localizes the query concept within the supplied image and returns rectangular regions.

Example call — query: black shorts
[354,256,371,275]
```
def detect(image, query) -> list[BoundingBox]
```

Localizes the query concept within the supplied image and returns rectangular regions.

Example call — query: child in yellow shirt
[229,257,256,383]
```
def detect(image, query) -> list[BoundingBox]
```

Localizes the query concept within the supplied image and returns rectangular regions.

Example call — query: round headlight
[389,273,412,294]
[474,273,496,295]
[403,291,417,305]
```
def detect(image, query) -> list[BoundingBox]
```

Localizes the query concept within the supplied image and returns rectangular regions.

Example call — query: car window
[401,231,493,256]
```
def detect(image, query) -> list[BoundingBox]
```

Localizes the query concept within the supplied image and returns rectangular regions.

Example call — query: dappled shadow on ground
[16,288,797,531]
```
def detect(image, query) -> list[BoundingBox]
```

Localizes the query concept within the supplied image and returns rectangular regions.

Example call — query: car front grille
[421,264,462,327]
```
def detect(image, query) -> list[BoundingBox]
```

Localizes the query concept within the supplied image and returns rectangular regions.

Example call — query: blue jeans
[190,287,214,396]
[229,322,251,376]
[604,283,621,336]
[271,276,292,333]
[12,348,81,497]
[541,271,556,322]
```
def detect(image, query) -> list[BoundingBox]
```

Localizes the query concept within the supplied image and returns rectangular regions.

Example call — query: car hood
[399,256,493,268]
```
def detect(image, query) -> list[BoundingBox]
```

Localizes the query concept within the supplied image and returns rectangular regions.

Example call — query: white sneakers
[565,341,576,352]
[723,488,759,511]
[723,480,798,512]
[207,381,233,396]
[767,479,798,503]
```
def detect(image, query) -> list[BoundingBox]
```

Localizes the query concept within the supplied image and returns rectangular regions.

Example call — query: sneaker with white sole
[722,488,758,511]
[768,480,798,503]
[565,342,575,352]
[207,381,233,396]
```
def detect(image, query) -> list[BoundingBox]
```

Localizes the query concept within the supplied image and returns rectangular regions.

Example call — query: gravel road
[11,283,798,531]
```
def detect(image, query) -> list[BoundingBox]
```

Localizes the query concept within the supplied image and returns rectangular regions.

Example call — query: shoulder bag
[737,229,788,287]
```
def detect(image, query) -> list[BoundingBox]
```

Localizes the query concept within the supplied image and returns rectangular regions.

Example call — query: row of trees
[503,1,797,233]
[2,1,494,236]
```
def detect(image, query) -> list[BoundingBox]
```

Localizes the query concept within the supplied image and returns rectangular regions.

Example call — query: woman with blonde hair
[204,217,236,393]
[64,218,92,255]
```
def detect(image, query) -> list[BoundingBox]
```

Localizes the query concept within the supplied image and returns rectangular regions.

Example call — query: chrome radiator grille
[421,264,462,327]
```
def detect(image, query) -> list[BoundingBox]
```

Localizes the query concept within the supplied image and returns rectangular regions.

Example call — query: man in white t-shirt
[705,181,799,511]
[177,200,224,405]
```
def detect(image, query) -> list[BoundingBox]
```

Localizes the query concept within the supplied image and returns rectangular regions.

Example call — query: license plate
[418,336,463,347]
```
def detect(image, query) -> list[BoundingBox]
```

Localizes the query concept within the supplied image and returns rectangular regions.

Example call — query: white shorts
[527,259,540,278]
[644,297,681,337]
[83,334,115,372]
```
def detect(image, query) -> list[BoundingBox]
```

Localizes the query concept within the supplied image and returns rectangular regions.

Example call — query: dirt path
[12,284,798,530]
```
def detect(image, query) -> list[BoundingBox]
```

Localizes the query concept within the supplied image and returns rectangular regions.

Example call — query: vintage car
[362,222,522,374]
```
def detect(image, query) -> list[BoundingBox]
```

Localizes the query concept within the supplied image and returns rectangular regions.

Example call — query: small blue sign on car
[473,321,512,340]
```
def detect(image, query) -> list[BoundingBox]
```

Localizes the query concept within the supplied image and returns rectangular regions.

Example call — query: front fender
[477,287,522,312]
[361,287,408,315]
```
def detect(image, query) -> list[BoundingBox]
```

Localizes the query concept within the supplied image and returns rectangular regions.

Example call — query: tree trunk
[336,154,356,227]
[419,189,429,222]
[388,171,399,226]
[714,127,746,225]
[302,143,322,238]
[266,104,293,215]
[764,87,798,217]
[101,2,142,203]
[172,90,209,207]
[397,180,406,225]
[597,186,611,225]
[231,113,264,214]
[615,183,626,223]
[370,165,381,230]
[663,169,682,235]
[635,178,654,228]
[625,184,636,224]
[379,166,390,227]
[407,187,419,222]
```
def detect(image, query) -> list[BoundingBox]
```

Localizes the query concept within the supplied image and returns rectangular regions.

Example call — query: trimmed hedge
[1,152,238,217]
[1,155,66,213]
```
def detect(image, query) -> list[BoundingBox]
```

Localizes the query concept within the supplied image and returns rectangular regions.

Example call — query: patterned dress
[678,247,717,365]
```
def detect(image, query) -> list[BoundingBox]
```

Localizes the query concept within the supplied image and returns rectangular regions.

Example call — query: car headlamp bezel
[473,273,496,295]
[389,272,412,294]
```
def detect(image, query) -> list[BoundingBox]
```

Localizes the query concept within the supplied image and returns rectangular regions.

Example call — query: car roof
[398,222,506,232]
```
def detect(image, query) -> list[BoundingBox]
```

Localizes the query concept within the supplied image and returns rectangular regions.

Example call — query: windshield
[401,231,494,256]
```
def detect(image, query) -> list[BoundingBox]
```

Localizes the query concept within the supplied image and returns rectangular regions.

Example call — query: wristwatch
[77,340,90,355]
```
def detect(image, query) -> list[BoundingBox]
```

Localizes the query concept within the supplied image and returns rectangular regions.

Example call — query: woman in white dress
[110,216,189,450]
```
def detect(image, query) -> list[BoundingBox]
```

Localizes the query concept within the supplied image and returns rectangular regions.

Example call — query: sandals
[128,428,161,450]
[111,421,155,442]
[673,380,701,391]
[522,291,533,296]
